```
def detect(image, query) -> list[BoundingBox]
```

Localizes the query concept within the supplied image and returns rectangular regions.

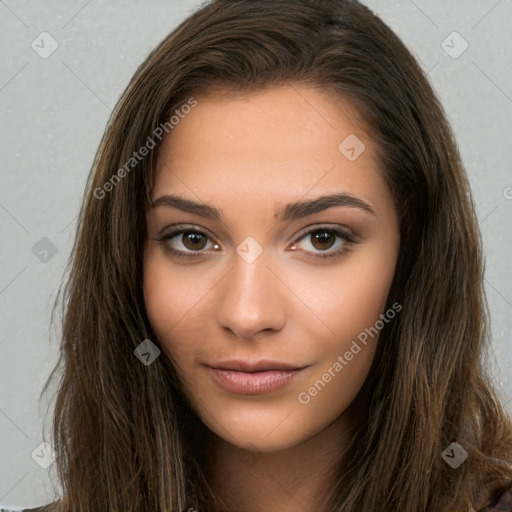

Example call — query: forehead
[152,84,389,211]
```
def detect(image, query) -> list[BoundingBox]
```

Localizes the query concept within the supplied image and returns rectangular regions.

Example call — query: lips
[206,359,306,372]
[205,359,309,395]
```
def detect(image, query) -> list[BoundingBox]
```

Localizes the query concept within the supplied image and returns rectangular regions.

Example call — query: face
[143,84,400,452]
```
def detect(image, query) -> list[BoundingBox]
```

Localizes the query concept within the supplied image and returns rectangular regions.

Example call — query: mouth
[206,359,307,372]
[205,359,309,395]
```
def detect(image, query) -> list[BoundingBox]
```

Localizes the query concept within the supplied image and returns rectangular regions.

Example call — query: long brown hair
[41,0,512,510]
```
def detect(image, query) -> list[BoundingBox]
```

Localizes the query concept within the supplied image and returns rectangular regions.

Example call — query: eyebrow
[150,192,376,221]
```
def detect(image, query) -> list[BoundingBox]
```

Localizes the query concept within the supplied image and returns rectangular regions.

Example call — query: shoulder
[478,480,512,512]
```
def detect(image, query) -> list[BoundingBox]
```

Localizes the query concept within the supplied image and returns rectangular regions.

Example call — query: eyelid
[157,223,217,240]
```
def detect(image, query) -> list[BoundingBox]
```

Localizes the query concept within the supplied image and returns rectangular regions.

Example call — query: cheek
[300,240,397,384]
[332,254,394,335]
[292,237,398,352]
[142,252,212,366]
[295,247,397,413]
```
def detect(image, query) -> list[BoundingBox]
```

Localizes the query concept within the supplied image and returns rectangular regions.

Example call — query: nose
[216,251,287,340]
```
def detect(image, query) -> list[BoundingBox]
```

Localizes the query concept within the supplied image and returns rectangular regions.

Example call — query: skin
[143,84,400,512]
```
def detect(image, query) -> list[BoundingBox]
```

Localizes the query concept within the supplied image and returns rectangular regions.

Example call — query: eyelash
[153,224,358,261]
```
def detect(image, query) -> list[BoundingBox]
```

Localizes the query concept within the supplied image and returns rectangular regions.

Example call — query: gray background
[1,0,511,509]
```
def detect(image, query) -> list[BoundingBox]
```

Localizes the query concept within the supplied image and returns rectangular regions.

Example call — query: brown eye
[310,230,336,251]
[291,225,357,260]
[181,232,208,251]
[155,225,218,259]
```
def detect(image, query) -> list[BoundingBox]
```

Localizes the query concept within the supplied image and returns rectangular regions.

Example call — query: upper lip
[206,359,307,372]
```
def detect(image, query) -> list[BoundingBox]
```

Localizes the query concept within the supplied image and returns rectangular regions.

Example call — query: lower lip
[207,367,304,395]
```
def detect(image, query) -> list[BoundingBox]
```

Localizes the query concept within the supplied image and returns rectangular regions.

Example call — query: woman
[15,0,512,510]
